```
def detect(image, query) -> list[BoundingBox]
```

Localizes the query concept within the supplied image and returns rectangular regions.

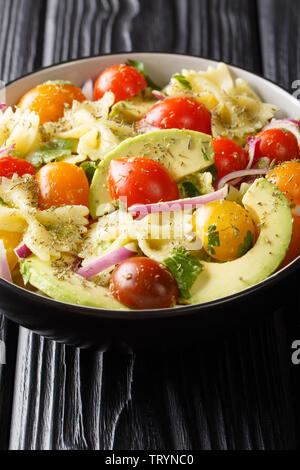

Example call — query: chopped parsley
[27,138,76,167]
[80,161,97,184]
[126,59,161,90]
[0,197,8,206]
[164,247,203,299]
[237,230,254,258]
[182,181,201,198]
[173,74,192,90]
[207,164,219,183]
[207,224,220,255]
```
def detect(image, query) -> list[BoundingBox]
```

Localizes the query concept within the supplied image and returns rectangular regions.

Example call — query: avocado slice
[110,96,157,123]
[20,256,128,310]
[190,179,293,304]
[90,129,214,218]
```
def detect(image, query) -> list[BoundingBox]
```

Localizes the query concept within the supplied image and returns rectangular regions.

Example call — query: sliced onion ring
[129,186,228,220]
[15,244,32,259]
[262,119,300,146]
[217,169,269,190]
[0,144,16,158]
[247,135,261,169]
[0,103,6,111]
[292,205,300,217]
[81,79,94,101]
[0,240,12,282]
[77,243,138,280]
[152,90,166,101]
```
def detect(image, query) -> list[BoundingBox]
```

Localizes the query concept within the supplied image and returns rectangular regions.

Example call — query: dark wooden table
[0,0,300,451]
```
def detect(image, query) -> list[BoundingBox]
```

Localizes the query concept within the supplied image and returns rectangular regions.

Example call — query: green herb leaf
[164,247,203,299]
[237,230,254,258]
[126,59,161,90]
[207,224,220,255]
[182,181,201,198]
[27,138,76,167]
[207,164,219,183]
[173,74,192,90]
[80,161,97,184]
[0,197,8,206]
[21,262,31,285]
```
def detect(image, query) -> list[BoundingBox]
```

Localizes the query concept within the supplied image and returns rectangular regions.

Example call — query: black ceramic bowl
[1,53,299,350]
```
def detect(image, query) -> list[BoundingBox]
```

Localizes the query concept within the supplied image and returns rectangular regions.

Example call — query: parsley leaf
[207,224,220,255]
[173,74,192,90]
[0,197,8,206]
[207,164,219,183]
[182,181,201,198]
[237,230,254,258]
[80,161,97,184]
[164,247,203,299]
[126,59,161,90]
[27,138,76,167]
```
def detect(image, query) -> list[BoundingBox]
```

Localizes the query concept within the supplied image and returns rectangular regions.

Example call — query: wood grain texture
[0,0,299,450]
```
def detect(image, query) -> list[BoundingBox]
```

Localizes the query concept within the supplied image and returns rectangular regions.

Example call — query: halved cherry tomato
[252,129,299,164]
[19,82,86,125]
[110,257,179,309]
[212,137,248,178]
[0,156,35,179]
[0,230,23,271]
[94,64,147,104]
[267,161,300,266]
[267,160,300,205]
[193,200,256,262]
[108,157,180,208]
[36,162,90,209]
[137,97,212,135]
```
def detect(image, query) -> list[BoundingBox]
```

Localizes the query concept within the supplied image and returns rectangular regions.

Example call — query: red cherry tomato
[94,64,147,104]
[212,137,248,179]
[0,156,35,179]
[110,257,179,309]
[137,97,212,135]
[252,128,299,164]
[108,157,180,208]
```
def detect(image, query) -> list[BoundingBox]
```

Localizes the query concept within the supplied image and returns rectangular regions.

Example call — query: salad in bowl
[0,59,299,311]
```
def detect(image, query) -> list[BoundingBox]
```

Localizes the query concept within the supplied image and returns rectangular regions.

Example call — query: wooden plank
[0,0,45,449]
[2,0,298,450]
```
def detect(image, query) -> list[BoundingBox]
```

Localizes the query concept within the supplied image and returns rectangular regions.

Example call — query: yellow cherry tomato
[193,200,256,262]
[0,230,23,271]
[19,82,86,125]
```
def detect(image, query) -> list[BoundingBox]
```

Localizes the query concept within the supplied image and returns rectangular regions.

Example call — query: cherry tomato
[252,129,299,164]
[266,160,300,205]
[110,257,179,309]
[212,138,248,178]
[193,200,256,262]
[36,162,90,209]
[0,156,35,179]
[19,82,86,125]
[137,97,212,135]
[94,64,147,104]
[0,230,23,271]
[108,157,180,209]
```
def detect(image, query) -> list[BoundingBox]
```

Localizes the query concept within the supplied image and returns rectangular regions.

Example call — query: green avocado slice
[90,129,214,218]
[109,96,157,123]
[190,179,293,304]
[20,257,128,310]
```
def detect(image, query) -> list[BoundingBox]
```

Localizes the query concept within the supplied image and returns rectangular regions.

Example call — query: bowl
[1,53,300,350]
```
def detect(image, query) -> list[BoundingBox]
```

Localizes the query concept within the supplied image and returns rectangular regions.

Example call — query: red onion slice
[0,103,6,111]
[129,186,228,220]
[0,240,12,282]
[292,205,300,217]
[15,244,32,259]
[81,79,94,101]
[217,169,269,190]
[0,144,15,157]
[246,135,261,169]
[262,119,300,145]
[77,244,137,279]
[152,90,166,101]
